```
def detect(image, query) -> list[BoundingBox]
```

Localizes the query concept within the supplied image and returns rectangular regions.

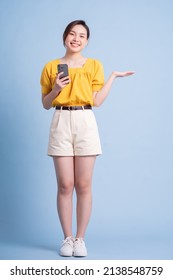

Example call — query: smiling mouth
[71,42,80,47]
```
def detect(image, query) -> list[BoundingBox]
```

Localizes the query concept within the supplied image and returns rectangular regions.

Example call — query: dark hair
[63,20,90,46]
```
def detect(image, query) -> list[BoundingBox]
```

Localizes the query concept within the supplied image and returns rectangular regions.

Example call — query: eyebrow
[70,30,87,36]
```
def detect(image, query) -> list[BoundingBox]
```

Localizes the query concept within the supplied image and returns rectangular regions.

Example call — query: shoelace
[74,238,84,248]
[63,237,74,247]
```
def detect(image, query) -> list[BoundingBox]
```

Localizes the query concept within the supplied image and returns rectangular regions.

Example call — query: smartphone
[57,64,69,79]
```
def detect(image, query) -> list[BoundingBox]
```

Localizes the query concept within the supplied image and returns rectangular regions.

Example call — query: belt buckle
[68,106,71,111]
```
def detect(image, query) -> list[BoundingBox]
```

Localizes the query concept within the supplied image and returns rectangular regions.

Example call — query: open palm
[113,71,135,77]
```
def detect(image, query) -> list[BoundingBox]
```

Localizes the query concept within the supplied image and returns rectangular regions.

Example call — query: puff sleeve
[92,60,104,92]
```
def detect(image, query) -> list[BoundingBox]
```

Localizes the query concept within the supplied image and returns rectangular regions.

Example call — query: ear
[85,39,89,46]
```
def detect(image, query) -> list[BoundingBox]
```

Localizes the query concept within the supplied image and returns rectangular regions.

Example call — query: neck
[61,53,86,68]
[64,53,83,61]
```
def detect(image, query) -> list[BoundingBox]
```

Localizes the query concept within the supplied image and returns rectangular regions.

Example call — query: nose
[73,34,79,41]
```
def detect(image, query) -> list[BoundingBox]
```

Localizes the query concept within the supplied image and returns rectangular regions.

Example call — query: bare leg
[74,156,96,238]
[53,156,74,238]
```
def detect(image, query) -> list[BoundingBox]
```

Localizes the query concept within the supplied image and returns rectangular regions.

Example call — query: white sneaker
[73,238,87,257]
[59,236,74,257]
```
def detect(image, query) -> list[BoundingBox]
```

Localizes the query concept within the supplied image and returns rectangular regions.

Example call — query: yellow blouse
[40,58,104,107]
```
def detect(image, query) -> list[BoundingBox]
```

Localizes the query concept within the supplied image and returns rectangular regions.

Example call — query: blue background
[0,0,173,259]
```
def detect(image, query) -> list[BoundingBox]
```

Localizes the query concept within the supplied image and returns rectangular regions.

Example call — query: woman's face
[64,24,88,53]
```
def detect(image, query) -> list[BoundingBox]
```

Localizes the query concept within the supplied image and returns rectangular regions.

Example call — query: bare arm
[42,72,71,110]
[93,71,135,107]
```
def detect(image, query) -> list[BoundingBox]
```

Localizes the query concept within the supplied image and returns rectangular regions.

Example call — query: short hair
[63,20,90,46]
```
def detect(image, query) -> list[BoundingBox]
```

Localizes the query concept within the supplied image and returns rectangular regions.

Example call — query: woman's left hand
[113,71,135,78]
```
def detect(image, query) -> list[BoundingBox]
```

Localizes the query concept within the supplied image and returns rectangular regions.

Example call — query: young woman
[40,20,134,257]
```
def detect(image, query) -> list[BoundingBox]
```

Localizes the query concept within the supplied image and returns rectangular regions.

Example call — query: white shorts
[47,109,102,156]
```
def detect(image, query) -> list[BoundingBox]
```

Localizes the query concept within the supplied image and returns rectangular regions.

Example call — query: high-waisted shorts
[47,109,102,156]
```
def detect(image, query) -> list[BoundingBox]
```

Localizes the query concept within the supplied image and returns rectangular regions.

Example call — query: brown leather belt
[55,105,92,111]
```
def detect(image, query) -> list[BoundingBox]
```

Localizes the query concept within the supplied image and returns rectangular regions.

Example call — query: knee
[75,179,91,195]
[58,180,74,196]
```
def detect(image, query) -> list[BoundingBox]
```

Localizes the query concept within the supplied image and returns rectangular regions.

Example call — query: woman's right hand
[42,73,71,110]
[54,72,71,92]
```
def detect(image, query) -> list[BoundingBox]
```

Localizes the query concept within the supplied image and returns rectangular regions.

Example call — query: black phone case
[57,64,69,78]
